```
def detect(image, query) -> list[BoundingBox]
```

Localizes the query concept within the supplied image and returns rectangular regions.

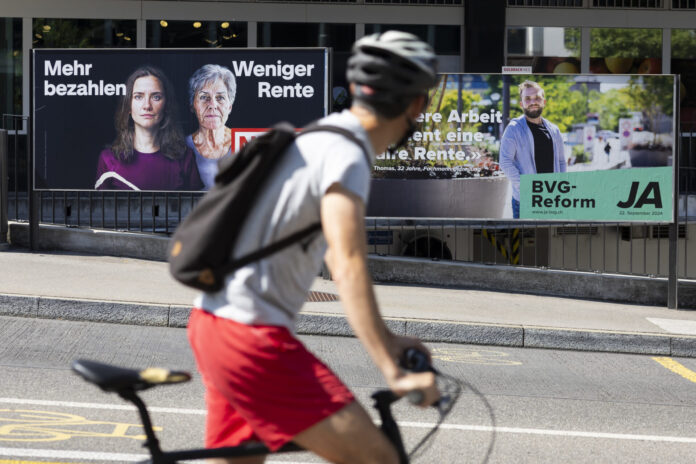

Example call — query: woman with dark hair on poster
[95,66,203,191]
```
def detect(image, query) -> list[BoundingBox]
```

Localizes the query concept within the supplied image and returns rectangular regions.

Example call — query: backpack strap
[222,222,322,275]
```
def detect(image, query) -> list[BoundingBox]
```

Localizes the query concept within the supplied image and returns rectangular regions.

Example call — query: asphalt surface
[1,247,696,356]
[1,316,696,463]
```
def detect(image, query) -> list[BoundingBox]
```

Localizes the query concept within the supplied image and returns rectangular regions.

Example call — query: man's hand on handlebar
[388,334,432,364]
[389,371,440,408]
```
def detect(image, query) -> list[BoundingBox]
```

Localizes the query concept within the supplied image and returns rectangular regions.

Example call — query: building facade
[3,0,696,281]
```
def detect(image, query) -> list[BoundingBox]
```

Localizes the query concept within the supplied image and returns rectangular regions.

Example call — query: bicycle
[71,348,461,464]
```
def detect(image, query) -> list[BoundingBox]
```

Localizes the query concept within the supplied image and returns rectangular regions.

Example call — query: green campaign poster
[519,166,672,222]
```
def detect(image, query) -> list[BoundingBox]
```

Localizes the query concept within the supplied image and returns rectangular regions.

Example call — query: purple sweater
[95,147,203,191]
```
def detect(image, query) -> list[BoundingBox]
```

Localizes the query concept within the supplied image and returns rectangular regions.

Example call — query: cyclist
[187,31,440,464]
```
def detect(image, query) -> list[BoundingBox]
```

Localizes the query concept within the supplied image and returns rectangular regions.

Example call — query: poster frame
[31,46,331,193]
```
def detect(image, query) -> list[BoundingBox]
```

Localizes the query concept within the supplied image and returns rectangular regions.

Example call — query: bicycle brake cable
[407,371,462,460]
[407,372,497,464]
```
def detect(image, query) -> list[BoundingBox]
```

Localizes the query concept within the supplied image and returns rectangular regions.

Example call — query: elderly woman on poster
[95,66,203,191]
[186,64,237,190]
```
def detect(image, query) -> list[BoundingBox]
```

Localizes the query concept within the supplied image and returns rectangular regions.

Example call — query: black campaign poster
[33,48,329,191]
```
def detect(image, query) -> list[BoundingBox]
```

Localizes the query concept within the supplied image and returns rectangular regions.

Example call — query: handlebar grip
[401,347,435,373]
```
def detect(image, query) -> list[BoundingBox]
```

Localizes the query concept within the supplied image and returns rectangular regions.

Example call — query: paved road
[0,316,695,463]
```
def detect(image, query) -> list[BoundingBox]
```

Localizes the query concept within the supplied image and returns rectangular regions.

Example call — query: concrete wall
[8,221,696,308]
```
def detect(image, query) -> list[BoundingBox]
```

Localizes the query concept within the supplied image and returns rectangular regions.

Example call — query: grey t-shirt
[194,110,374,329]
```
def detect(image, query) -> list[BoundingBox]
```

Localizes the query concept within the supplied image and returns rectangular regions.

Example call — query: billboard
[367,73,677,222]
[33,48,329,191]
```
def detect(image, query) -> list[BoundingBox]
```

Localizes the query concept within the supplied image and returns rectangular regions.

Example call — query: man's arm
[553,129,567,173]
[498,127,521,183]
[321,183,438,405]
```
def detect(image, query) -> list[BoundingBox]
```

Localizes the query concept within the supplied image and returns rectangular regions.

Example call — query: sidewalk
[1,247,696,357]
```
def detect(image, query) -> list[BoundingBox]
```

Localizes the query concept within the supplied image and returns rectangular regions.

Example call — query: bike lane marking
[652,357,696,383]
[0,460,75,464]
[431,347,522,366]
[0,397,695,462]
[0,398,203,415]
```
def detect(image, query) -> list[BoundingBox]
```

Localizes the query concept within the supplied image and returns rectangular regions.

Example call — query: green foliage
[671,29,696,60]
[572,144,589,164]
[563,28,581,57]
[508,76,588,133]
[626,76,674,144]
[590,28,661,58]
[588,89,632,131]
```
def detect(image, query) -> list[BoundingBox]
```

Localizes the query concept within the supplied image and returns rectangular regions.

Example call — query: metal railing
[2,113,694,281]
[365,218,689,278]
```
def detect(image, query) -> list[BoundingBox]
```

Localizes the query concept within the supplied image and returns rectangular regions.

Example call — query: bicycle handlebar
[398,348,439,407]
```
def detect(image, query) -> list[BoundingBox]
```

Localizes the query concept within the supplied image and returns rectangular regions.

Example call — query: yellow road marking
[0,409,159,442]
[432,347,522,366]
[0,461,75,464]
[652,357,696,383]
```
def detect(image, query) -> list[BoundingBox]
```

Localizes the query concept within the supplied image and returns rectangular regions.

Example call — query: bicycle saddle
[72,359,191,393]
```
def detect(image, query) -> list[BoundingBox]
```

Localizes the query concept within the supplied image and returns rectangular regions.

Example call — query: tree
[508,76,588,133]
[589,28,661,58]
[671,29,696,60]
[588,89,633,131]
[626,76,674,146]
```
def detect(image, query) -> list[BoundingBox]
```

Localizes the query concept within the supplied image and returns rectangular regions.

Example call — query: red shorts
[187,308,355,451]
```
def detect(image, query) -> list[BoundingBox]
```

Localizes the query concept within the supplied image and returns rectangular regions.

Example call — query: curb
[1,293,695,358]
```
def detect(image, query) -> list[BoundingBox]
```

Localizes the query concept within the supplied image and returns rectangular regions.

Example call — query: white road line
[1,398,695,447]
[0,447,148,461]
[0,397,205,415]
[0,448,313,463]
[399,421,696,444]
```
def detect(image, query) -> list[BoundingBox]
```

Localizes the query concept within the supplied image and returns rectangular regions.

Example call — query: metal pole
[0,129,8,244]
[28,115,39,251]
[28,52,39,250]
[668,76,681,309]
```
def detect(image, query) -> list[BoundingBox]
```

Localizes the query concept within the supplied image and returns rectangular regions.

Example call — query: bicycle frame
[120,386,411,464]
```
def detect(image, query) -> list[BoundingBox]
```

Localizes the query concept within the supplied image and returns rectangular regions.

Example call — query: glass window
[589,28,661,74]
[506,27,580,73]
[672,29,696,124]
[32,19,137,48]
[259,22,354,50]
[147,20,247,48]
[0,18,22,118]
[259,23,355,112]
[365,24,461,55]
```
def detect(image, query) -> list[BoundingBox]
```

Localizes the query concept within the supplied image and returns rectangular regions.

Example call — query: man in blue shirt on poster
[499,80,567,218]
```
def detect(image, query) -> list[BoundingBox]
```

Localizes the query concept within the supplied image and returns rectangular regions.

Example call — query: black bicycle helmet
[347,30,438,118]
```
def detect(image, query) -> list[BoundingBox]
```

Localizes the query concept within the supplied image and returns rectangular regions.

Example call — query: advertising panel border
[32,47,331,192]
[367,72,678,224]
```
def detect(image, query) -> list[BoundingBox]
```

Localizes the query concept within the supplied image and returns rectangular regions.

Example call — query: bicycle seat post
[118,389,166,463]
[372,391,409,464]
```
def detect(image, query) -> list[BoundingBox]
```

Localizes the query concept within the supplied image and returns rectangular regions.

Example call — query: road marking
[399,422,696,444]
[0,398,204,415]
[646,317,696,335]
[0,461,75,464]
[431,347,522,366]
[0,449,313,463]
[0,448,147,461]
[1,422,695,463]
[652,357,696,383]
[0,398,694,463]
[0,409,159,443]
